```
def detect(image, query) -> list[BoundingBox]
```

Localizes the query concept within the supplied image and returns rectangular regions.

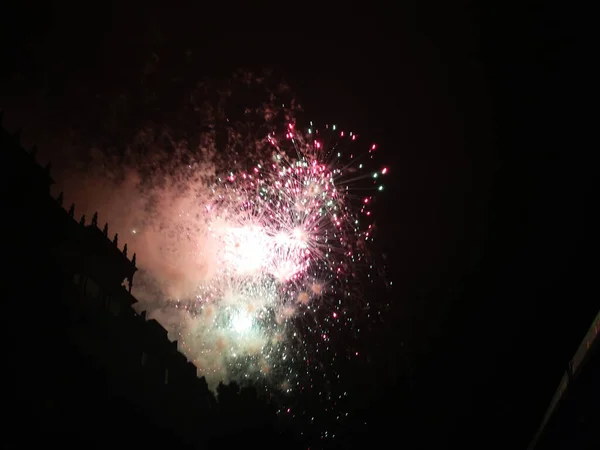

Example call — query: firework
[48,73,389,446]
[55,74,387,396]
[166,120,387,392]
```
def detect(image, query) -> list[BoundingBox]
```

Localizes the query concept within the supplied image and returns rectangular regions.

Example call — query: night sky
[0,2,592,448]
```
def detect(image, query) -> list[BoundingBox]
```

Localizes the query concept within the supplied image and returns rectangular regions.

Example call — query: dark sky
[0,2,592,448]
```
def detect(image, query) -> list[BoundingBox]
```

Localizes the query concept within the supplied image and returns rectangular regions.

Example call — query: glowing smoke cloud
[54,78,387,392]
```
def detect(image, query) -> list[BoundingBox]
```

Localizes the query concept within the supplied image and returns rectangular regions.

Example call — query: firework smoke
[53,76,386,392]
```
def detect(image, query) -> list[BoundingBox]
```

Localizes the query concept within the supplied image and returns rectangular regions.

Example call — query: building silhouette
[528,308,600,449]
[0,113,290,448]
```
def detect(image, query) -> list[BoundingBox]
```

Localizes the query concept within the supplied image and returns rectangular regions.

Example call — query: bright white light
[221,226,270,275]
[231,311,253,334]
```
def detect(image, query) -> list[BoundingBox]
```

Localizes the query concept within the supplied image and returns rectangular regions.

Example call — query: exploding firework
[162,120,387,392]
[54,76,388,398]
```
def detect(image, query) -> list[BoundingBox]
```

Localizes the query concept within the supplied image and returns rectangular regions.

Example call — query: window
[85,277,101,300]
[107,296,120,316]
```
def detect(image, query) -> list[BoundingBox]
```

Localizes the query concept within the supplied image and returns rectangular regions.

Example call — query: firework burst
[53,73,388,403]
[166,118,388,392]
